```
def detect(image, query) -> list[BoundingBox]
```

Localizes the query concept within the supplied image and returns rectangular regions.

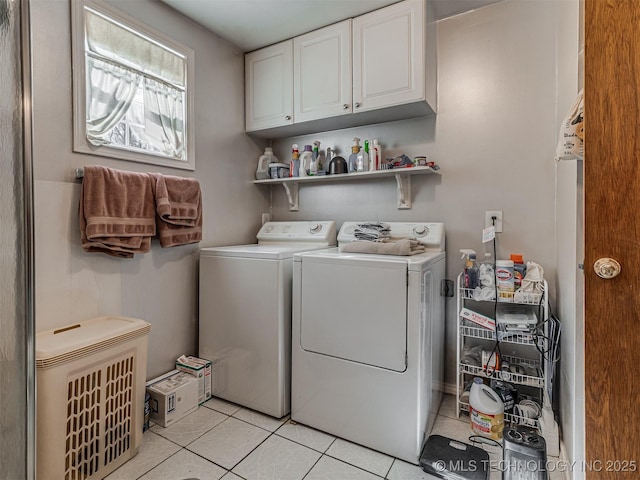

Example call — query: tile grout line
[131,397,469,480]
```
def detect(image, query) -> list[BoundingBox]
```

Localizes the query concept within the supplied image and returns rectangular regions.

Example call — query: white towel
[354,222,391,241]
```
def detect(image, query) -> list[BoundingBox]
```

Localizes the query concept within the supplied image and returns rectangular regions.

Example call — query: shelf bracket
[395,173,412,209]
[282,182,299,211]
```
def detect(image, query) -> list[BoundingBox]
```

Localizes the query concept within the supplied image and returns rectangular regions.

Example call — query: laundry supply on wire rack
[353,222,391,241]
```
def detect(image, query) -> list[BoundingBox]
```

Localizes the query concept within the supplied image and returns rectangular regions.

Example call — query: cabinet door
[245,40,293,131]
[294,20,352,122]
[353,0,425,112]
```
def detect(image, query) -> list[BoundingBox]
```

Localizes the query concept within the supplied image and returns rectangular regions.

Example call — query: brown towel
[339,237,427,256]
[150,173,202,248]
[152,173,200,225]
[79,166,156,258]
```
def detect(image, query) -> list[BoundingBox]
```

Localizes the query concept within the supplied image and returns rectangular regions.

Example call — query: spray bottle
[310,140,321,175]
[357,140,370,172]
[460,249,479,289]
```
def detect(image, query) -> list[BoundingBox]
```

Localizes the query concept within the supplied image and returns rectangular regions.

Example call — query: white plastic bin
[36,316,151,480]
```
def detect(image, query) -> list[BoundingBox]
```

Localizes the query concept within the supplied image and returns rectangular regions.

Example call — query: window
[72,0,195,170]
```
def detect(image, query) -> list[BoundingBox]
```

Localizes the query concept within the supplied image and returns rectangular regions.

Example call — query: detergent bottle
[299,145,313,177]
[256,146,277,180]
[469,377,505,440]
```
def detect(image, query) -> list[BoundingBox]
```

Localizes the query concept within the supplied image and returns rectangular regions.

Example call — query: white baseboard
[443,382,457,396]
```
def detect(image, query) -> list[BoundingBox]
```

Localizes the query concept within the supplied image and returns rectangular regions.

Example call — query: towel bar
[75,167,84,178]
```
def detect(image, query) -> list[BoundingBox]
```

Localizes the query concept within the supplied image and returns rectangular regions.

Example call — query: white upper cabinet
[245,40,293,132]
[353,0,427,112]
[244,0,436,137]
[294,20,352,123]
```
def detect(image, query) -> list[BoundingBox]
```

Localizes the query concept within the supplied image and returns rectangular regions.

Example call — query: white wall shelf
[254,166,439,211]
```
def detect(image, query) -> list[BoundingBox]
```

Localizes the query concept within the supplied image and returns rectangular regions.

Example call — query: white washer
[199,221,336,418]
[291,222,445,463]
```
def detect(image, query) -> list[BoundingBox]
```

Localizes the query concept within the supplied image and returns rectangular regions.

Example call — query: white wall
[31,0,267,378]
[30,0,582,442]
[555,0,583,474]
[271,0,579,390]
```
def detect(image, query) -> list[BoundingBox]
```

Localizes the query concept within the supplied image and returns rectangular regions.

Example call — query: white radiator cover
[36,316,150,480]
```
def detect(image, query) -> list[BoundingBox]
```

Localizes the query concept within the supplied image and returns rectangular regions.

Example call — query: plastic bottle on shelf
[469,377,505,440]
[357,140,370,172]
[371,139,382,171]
[510,254,526,290]
[496,259,515,299]
[290,144,300,178]
[348,137,361,173]
[311,140,321,174]
[460,249,479,289]
[324,147,333,174]
[299,144,313,177]
[479,252,495,288]
[256,146,277,180]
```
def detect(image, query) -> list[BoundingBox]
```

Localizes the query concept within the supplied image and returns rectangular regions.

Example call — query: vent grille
[65,370,101,479]
[62,354,135,480]
[104,356,133,466]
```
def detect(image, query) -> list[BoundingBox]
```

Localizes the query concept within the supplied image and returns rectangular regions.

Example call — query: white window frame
[71,0,196,170]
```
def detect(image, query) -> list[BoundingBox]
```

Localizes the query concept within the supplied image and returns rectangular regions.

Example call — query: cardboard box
[176,355,212,404]
[460,307,496,330]
[146,370,198,427]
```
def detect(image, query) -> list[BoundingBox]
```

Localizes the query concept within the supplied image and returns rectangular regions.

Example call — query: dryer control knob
[413,225,429,237]
[265,225,274,233]
[309,223,322,233]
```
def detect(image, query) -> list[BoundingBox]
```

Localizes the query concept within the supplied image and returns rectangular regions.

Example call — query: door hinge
[441,279,454,297]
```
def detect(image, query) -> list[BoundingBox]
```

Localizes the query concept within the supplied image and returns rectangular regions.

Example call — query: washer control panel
[338,222,445,251]
[257,221,337,244]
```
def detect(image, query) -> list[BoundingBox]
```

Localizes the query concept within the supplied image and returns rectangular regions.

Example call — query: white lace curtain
[143,77,185,159]
[86,57,139,145]
[85,56,185,159]
[84,8,186,160]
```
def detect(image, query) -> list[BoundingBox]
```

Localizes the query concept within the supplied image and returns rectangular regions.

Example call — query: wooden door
[584,0,640,477]
[294,20,352,122]
[245,40,293,132]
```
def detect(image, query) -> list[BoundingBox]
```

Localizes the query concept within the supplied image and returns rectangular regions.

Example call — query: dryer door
[299,255,407,372]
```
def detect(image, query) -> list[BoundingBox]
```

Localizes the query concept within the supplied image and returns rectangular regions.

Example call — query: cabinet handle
[343,104,349,110]
[285,115,292,120]
[354,102,361,108]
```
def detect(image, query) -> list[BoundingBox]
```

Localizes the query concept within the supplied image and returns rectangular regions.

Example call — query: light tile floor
[106,394,566,480]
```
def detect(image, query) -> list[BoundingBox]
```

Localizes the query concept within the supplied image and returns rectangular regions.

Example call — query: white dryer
[291,222,445,463]
[199,221,336,418]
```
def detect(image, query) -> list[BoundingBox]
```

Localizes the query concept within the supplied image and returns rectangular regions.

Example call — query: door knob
[285,115,292,120]
[354,102,361,108]
[594,258,621,279]
[343,104,349,109]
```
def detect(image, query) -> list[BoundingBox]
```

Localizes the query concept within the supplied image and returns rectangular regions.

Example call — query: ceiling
[159,0,502,52]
